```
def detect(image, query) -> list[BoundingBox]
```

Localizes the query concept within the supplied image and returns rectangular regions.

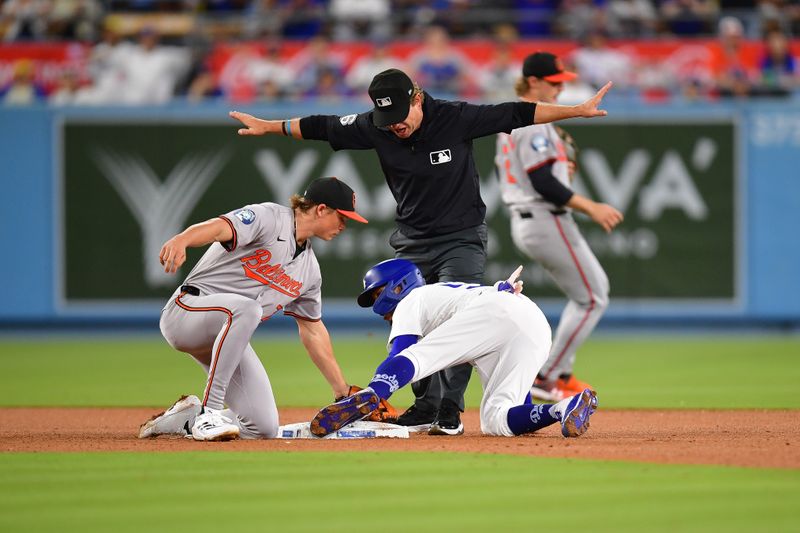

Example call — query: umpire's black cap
[368,69,415,127]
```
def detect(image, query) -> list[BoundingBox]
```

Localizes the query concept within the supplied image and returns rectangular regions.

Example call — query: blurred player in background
[139,177,366,441]
[494,52,623,401]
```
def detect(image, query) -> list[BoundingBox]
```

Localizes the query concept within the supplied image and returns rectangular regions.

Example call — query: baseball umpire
[230,68,612,435]
[494,52,623,401]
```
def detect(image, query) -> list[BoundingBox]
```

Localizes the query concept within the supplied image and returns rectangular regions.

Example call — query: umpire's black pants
[389,223,488,411]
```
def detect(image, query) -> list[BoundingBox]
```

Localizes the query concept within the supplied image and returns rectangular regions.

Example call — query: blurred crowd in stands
[1,0,799,105]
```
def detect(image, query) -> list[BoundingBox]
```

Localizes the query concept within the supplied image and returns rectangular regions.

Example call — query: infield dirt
[1,407,797,469]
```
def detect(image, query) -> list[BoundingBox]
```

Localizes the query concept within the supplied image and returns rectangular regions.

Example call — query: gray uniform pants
[389,224,488,411]
[511,209,609,379]
[160,291,279,439]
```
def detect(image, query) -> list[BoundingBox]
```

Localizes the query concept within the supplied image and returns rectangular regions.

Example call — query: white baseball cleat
[138,395,201,438]
[191,408,240,442]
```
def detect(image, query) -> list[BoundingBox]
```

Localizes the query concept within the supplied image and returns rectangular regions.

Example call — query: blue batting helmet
[357,258,425,316]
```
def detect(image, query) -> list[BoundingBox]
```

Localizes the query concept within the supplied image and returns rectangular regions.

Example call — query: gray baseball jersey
[389,283,552,436]
[182,202,323,321]
[496,123,571,210]
[159,203,323,439]
[495,125,609,381]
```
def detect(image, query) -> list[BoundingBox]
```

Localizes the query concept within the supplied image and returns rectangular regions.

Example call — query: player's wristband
[285,119,292,137]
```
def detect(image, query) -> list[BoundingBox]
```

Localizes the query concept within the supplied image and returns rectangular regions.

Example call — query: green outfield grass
[1,452,798,533]
[0,334,798,408]
[1,334,799,532]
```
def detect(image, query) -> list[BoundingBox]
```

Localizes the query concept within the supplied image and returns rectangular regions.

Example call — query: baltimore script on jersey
[240,249,304,298]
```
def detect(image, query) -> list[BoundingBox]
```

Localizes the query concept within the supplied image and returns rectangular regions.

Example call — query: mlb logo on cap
[368,68,415,127]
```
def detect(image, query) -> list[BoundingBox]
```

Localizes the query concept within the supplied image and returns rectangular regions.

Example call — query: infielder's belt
[181,285,201,296]
[518,209,567,219]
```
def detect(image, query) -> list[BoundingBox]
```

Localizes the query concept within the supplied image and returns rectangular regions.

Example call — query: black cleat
[396,402,437,433]
[428,399,464,436]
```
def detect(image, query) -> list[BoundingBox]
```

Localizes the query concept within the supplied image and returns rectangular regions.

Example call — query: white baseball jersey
[388,282,493,344]
[182,202,323,321]
[388,283,552,436]
[495,122,571,211]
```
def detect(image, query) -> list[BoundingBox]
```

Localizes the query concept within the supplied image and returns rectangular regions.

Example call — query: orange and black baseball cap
[522,52,577,82]
[368,68,415,127]
[304,177,368,223]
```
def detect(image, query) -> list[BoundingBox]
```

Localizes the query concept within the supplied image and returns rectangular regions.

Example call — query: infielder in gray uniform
[138,177,367,441]
[494,52,623,401]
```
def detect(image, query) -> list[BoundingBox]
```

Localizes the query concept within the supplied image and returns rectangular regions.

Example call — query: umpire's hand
[229,111,270,136]
[576,82,613,118]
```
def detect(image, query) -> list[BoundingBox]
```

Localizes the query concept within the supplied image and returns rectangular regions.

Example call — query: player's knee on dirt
[480,405,516,437]
[240,420,279,439]
[235,411,279,439]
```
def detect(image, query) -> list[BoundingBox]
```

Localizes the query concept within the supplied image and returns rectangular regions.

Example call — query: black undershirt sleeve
[298,115,329,141]
[511,102,538,127]
[528,163,575,206]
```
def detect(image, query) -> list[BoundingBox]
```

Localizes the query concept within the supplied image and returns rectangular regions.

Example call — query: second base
[278,421,409,439]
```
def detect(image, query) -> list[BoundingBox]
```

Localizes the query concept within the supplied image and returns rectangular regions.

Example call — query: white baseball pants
[400,291,552,436]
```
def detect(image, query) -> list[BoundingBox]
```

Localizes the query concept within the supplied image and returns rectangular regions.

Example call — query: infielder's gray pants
[390,224,488,411]
[160,291,279,439]
[511,210,609,379]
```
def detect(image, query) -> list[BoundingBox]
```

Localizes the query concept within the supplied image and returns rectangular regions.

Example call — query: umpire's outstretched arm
[532,81,613,124]
[229,112,306,138]
[228,81,613,138]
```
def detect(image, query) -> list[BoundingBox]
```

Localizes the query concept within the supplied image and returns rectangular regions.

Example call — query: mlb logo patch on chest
[429,149,452,165]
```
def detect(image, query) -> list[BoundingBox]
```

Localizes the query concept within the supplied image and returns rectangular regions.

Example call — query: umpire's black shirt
[300,94,537,239]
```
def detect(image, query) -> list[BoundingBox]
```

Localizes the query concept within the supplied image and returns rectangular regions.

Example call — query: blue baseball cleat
[560,388,598,438]
[310,389,380,438]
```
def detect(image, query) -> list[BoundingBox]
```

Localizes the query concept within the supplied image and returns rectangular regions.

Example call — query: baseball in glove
[554,125,579,181]
[338,385,398,423]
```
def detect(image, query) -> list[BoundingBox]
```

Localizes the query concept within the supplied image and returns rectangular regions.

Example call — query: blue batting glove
[495,280,514,293]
